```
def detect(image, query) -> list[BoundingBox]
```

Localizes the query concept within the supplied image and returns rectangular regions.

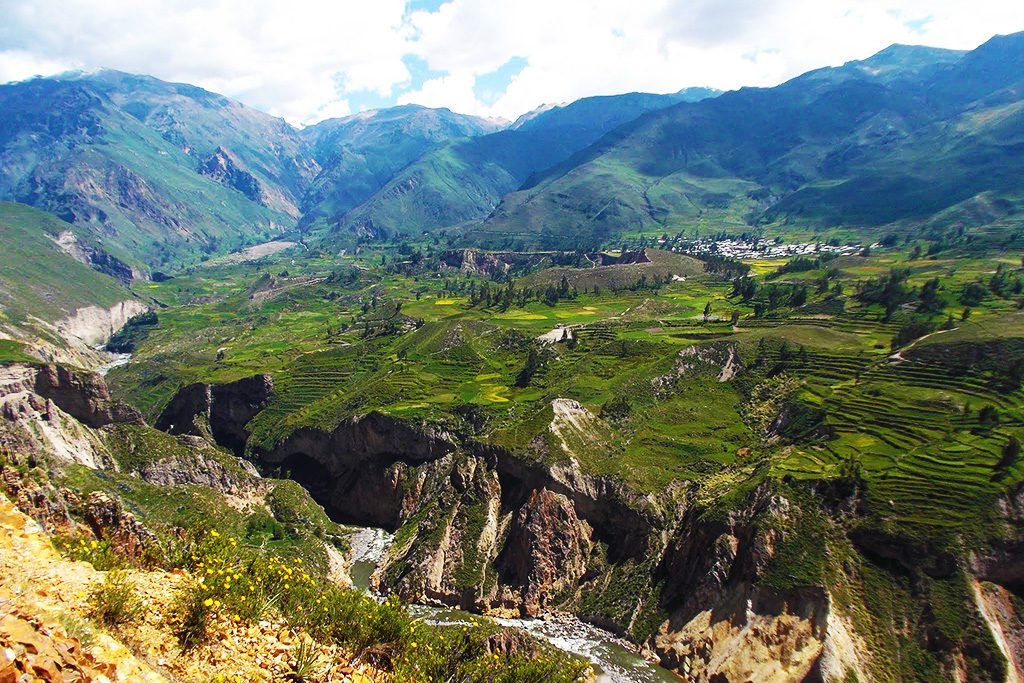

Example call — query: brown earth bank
[0,492,382,683]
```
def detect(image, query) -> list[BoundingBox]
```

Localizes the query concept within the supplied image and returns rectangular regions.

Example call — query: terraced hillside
[99,235,1024,680]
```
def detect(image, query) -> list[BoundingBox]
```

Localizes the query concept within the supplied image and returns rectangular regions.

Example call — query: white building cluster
[676,238,868,260]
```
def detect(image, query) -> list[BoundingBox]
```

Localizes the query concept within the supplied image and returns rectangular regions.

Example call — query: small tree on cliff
[515,347,542,388]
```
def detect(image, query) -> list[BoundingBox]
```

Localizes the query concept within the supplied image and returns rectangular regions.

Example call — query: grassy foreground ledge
[78,526,589,683]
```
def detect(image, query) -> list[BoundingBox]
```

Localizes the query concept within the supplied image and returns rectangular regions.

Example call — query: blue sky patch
[474,56,527,105]
[341,54,448,113]
[406,0,449,14]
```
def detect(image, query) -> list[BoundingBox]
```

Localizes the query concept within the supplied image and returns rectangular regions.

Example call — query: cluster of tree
[767,253,838,279]
[754,338,810,368]
[999,356,1024,391]
[861,265,1023,330]
[891,316,937,350]
[985,264,1023,299]
[855,268,913,319]
[996,435,1020,474]
[916,278,944,315]
[469,278,579,309]
[971,404,1001,435]
[105,311,159,353]
[515,346,548,388]
[701,255,751,278]
[730,276,809,314]
[324,266,362,286]
[757,284,809,314]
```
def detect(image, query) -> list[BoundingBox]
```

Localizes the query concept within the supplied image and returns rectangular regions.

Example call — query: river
[345,528,679,682]
[95,352,131,376]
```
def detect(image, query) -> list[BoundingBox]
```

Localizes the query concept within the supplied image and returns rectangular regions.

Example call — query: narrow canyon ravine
[345,526,681,683]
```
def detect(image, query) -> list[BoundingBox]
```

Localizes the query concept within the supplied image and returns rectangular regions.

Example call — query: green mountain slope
[0,73,508,270]
[0,73,307,273]
[0,202,138,352]
[473,34,1024,248]
[331,89,719,240]
[300,105,505,232]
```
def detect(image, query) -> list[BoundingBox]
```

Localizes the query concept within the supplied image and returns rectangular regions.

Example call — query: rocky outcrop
[83,491,159,562]
[652,585,828,682]
[255,411,458,528]
[0,363,140,468]
[29,363,142,428]
[50,229,139,284]
[155,374,272,455]
[128,438,261,497]
[438,249,549,277]
[0,608,127,683]
[652,341,743,395]
[198,146,265,205]
[496,488,592,615]
[0,467,78,536]
[650,487,819,676]
[55,299,150,348]
[440,249,513,277]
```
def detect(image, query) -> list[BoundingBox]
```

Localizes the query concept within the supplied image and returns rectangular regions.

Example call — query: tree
[960,282,987,307]
[975,405,1001,434]
[998,435,1021,470]
[703,301,712,323]
[917,277,944,315]
[514,347,541,388]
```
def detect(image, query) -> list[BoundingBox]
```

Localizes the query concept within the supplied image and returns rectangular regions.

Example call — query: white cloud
[0,49,73,84]
[401,0,1024,118]
[0,0,412,124]
[1,0,1022,123]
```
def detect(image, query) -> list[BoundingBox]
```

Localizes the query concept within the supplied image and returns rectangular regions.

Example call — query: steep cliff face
[496,488,593,615]
[649,487,842,680]
[198,146,266,206]
[51,229,139,284]
[156,375,1024,681]
[0,362,142,467]
[256,411,458,528]
[29,363,143,428]
[155,374,273,455]
[54,299,150,349]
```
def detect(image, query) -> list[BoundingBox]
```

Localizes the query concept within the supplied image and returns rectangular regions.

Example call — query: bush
[171,579,215,648]
[89,570,143,628]
[62,536,126,571]
[891,317,936,350]
[171,530,588,680]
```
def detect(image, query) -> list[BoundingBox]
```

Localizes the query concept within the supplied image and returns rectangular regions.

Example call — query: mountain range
[1,33,1023,272]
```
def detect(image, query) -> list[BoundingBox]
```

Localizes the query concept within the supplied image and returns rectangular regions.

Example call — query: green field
[103,242,1024,530]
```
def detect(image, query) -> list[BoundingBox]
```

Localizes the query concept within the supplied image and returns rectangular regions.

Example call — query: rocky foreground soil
[0,494,381,683]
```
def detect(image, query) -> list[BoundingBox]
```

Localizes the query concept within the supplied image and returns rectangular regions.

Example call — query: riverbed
[95,352,131,376]
[345,527,679,682]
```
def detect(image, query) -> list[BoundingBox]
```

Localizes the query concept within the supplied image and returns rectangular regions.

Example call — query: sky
[1,0,1022,126]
